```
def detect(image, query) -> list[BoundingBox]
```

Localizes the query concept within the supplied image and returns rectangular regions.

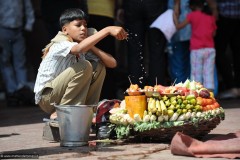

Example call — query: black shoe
[6,92,20,107]
[6,86,35,107]
[16,86,35,106]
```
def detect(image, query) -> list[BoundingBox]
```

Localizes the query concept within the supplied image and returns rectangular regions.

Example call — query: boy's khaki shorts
[38,60,106,114]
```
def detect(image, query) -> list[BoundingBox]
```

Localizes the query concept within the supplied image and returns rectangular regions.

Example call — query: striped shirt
[217,0,240,19]
[34,41,79,104]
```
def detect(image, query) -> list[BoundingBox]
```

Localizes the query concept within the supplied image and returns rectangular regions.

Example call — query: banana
[143,110,148,118]
[160,100,167,115]
[148,98,153,111]
[156,99,162,114]
[151,98,157,113]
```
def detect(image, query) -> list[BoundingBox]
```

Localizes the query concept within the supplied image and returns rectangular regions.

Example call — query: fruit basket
[108,80,225,142]
[130,115,223,142]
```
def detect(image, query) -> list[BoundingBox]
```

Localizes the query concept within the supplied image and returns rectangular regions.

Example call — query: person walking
[215,0,240,99]
[174,0,217,91]
[0,0,35,106]
[168,0,191,84]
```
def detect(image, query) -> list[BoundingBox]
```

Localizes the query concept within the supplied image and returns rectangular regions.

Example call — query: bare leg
[50,112,57,120]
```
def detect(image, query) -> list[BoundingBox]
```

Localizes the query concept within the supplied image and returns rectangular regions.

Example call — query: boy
[34,8,128,119]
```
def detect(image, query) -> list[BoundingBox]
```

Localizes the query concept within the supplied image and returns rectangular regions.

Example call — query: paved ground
[0,98,239,160]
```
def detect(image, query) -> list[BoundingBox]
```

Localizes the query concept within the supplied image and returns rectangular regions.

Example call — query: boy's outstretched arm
[90,46,117,68]
[71,26,127,55]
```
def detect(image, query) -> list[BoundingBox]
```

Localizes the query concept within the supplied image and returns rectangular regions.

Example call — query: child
[173,0,217,91]
[34,8,128,119]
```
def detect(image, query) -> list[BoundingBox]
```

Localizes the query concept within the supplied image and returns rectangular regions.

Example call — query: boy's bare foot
[50,112,57,120]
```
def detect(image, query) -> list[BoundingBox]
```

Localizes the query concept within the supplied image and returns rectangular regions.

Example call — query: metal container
[55,104,96,147]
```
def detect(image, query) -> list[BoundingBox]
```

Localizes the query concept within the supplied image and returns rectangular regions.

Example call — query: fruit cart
[108,80,225,142]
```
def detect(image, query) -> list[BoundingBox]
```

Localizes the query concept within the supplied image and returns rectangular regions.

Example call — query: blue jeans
[168,41,190,84]
[0,27,27,93]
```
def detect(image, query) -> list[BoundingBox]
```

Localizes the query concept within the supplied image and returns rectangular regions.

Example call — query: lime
[167,109,174,118]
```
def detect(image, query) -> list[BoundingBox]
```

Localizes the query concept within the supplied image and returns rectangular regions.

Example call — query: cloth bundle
[171,131,240,159]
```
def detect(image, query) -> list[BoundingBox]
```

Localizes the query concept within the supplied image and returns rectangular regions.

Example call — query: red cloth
[170,131,240,159]
[96,99,121,124]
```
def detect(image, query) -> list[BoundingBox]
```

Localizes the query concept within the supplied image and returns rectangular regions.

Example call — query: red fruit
[184,90,197,97]
[198,89,210,98]
[177,87,189,96]
[154,85,166,94]
[184,91,190,96]
[189,90,198,97]
[213,102,220,108]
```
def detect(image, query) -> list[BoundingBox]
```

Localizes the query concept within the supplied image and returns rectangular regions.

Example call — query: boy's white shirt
[34,41,78,104]
[34,28,100,104]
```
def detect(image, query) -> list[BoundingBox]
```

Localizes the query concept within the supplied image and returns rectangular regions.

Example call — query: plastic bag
[95,99,121,139]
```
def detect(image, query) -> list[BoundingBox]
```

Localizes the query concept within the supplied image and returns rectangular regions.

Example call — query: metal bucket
[55,104,96,147]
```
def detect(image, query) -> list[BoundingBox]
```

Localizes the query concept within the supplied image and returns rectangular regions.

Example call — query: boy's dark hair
[189,0,212,15]
[59,8,88,28]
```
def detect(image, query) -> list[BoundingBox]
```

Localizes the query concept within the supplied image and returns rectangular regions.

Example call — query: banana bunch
[147,97,167,116]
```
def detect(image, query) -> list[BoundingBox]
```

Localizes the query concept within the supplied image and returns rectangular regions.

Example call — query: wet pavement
[0,98,239,160]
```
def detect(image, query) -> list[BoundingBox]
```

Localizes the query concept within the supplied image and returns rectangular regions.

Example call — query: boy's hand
[107,26,128,40]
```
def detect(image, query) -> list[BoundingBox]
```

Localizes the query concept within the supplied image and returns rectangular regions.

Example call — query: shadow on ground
[1,144,125,158]
[0,101,48,127]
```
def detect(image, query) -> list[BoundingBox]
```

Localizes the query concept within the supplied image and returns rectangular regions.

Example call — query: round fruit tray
[129,115,224,142]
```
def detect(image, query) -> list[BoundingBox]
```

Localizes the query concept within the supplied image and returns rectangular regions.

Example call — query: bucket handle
[52,103,97,109]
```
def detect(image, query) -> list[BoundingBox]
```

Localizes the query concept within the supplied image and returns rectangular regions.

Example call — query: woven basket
[128,116,224,143]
